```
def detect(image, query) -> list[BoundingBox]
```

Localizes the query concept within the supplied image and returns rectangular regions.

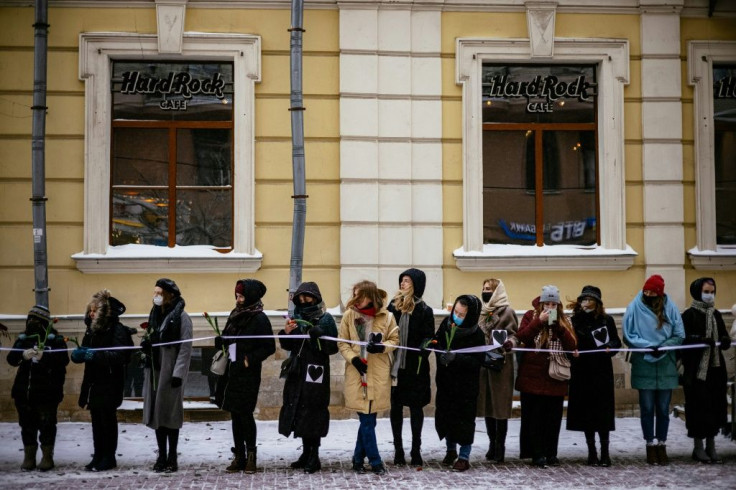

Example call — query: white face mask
[583,307,595,313]
[701,293,715,305]
[153,295,164,306]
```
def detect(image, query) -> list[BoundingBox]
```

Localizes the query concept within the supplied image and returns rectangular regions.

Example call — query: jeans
[638,389,672,443]
[353,412,382,467]
[446,439,472,461]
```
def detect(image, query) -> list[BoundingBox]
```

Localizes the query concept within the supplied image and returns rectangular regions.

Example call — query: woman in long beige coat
[477,278,518,464]
[338,281,398,475]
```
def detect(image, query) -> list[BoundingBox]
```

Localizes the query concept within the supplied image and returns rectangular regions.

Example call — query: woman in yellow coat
[339,280,399,475]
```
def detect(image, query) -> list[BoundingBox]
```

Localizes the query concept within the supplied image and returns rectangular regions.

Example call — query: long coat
[219,310,276,414]
[338,308,398,414]
[142,309,193,430]
[680,307,729,438]
[8,326,69,407]
[476,305,518,419]
[388,299,435,407]
[566,311,621,432]
[434,318,485,446]
[278,312,338,439]
[79,321,134,410]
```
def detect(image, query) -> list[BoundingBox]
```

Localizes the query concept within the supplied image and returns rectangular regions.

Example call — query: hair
[644,295,666,328]
[536,302,577,347]
[566,298,606,318]
[347,280,386,311]
[161,289,175,307]
[392,284,415,314]
[482,278,500,291]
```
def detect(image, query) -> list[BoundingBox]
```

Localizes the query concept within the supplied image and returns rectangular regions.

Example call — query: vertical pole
[30,0,50,307]
[288,0,307,315]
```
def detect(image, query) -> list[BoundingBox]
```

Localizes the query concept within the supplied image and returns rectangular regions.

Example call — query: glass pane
[482,65,596,123]
[111,189,169,246]
[542,131,597,245]
[483,131,538,244]
[112,61,234,121]
[175,189,232,247]
[112,128,169,186]
[713,65,736,245]
[177,129,232,186]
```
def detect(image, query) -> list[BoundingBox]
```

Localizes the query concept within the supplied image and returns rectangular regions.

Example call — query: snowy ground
[0,416,734,489]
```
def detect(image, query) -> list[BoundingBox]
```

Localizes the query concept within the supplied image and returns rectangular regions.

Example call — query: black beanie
[238,279,267,306]
[155,278,181,297]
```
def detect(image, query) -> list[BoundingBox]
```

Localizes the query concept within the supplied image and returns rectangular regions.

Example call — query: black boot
[393,440,406,466]
[304,445,321,474]
[599,438,611,467]
[485,417,497,461]
[245,447,257,474]
[410,438,423,467]
[21,445,37,471]
[290,444,309,469]
[226,447,246,473]
[585,432,599,466]
[494,419,508,463]
[153,428,168,472]
[165,453,178,473]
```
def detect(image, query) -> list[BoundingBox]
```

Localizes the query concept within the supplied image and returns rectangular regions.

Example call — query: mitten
[439,351,456,366]
[22,348,37,361]
[84,348,96,362]
[171,376,183,388]
[720,336,731,351]
[502,340,514,352]
[351,356,368,375]
[309,325,324,339]
[71,347,88,363]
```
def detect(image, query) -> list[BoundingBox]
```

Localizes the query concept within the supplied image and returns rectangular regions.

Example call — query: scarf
[148,296,185,343]
[479,281,510,344]
[690,299,720,381]
[295,302,324,323]
[623,292,681,363]
[224,300,263,335]
[390,299,423,379]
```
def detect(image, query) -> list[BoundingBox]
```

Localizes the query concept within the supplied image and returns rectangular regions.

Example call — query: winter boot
[655,443,668,466]
[244,447,257,474]
[645,444,657,465]
[586,441,599,466]
[706,437,722,464]
[692,438,709,463]
[304,445,321,474]
[226,447,246,473]
[410,439,423,467]
[393,440,406,466]
[599,438,611,467]
[84,453,100,471]
[165,453,178,473]
[442,450,458,466]
[38,445,55,472]
[153,454,167,472]
[485,417,497,461]
[290,445,309,469]
[494,419,508,463]
[21,445,37,471]
[95,453,117,471]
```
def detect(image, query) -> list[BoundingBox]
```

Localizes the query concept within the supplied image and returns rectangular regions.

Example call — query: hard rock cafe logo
[484,74,596,113]
[120,71,226,111]
[714,76,736,99]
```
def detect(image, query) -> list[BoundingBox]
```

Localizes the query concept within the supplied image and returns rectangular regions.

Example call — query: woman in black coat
[71,289,134,471]
[566,285,621,467]
[7,305,69,472]
[278,281,338,473]
[433,294,485,472]
[217,279,276,474]
[387,268,435,467]
[681,277,731,463]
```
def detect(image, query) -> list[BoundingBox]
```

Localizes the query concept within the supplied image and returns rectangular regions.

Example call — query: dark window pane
[177,129,232,186]
[111,189,169,246]
[715,129,736,244]
[175,189,232,247]
[112,128,169,186]
[483,131,537,244]
[542,131,597,245]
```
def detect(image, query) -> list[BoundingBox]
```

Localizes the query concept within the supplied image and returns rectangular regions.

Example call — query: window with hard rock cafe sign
[110,61,234,248]
[714,64,736,245]
[482,64,598,246]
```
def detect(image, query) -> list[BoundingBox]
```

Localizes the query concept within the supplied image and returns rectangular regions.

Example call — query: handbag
[280,339,305,379]
[481,348,506,371]
[547,336,571,381]
[210,348,229,376]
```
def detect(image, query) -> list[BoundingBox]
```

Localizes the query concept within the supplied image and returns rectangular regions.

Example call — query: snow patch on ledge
[453,244,637,271]
[687,246,736,270]
[454,243,637,257]
[688,246,736,257]
[72,244,262,259]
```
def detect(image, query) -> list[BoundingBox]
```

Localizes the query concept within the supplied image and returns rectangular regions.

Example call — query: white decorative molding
[156,0,188,54]
[77,32,262,273]
[454,245,637,271]
[688,247,736,270]
[687,41,736,255]
[455,37,632,269]
[526,2,557,58]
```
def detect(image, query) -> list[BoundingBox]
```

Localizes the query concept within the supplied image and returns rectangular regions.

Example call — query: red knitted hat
[643,274,665,296]
[235,281,245,297]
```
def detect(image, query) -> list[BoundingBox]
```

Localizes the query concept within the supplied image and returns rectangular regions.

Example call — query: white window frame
[687,40,736,270]
[454,37,636,271]
[74,32,262,273]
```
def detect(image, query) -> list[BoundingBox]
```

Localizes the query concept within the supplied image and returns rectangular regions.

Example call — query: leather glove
[502,340,514,352]
[720,336,732,351]
[351,356,368,375]
[214,335,223,351]
[71,347,88,363]
[366,332,385,353]
[140,338,152,352]
[171,376,183,388]
[439,351,456,367]
[309,325,324,340]
[22,348,38,361]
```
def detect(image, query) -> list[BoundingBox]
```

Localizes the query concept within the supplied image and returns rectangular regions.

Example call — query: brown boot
[21,445,37,471]
[226,448,245,473]
[655,444,668,466]
[244,448,257,474]
[646,445,657,465]
[38,445,55,472]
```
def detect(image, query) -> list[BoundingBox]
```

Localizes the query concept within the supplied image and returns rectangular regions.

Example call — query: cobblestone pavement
[1,417,734,489]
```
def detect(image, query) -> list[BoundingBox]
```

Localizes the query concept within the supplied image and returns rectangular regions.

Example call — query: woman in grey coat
[141,278,193,473]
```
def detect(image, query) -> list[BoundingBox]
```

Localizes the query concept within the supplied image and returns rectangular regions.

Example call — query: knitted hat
[577,285,602,304]
[27,304,51,325]
[155,278,181,297]
[399,268,426,298]
[643,274,665,297]
[237,278,267,306]
[293,281,323,305]
[540,285,560,304]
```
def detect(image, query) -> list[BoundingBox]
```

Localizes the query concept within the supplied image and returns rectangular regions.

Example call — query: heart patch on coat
[592,327,609,347]
[306,364,324,383]
[492,330,507,347]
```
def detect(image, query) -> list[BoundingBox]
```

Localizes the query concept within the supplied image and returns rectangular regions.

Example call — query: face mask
[583,307,595,314]
[481,292,492,303]
[642,295,656,307]
[701,293,715,305]
[452,313,464,326]
[153,295,164,307]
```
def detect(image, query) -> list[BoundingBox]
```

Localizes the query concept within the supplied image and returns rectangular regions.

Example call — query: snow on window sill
[688,246,736,271]
[453,244,637,271]
[72,244,263,274]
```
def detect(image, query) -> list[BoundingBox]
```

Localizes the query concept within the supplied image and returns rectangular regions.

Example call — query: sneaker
[442,450,458,466]
[371,463,386,475]
[452,459,470,472]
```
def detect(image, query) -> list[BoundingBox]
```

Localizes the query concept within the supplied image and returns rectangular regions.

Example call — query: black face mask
[482,292,493,303]
[296,303,322,321]
[642,295,657,308]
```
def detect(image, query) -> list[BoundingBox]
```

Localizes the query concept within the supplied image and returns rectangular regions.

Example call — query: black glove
[502,340,514,352]
[309,325,324,340]
[78,400,87,409]
[140,338,152,352]
[720,336,732,351]
[649,346,665,359]
[702,337,716,347]
[439,351,456,367]
[366,341,385,354]
[171,376,182,388]
[351,356,367,375]
[214,335,223,351]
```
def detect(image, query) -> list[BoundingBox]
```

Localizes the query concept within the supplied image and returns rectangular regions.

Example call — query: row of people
[6,273,732,474]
